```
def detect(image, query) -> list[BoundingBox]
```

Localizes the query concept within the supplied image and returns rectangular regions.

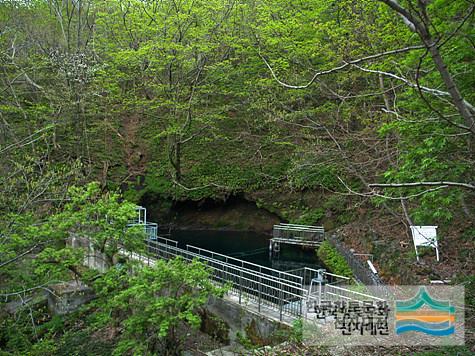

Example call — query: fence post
[279,281,283,321]
[239,269,243,304]
[300,289,303,317]
[224,264,227,288]
[258,275,262,312]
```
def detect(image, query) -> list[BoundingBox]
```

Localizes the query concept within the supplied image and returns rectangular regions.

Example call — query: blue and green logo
[395,287,455,336]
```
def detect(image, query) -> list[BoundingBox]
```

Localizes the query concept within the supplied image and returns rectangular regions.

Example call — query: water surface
[170,229,322,271]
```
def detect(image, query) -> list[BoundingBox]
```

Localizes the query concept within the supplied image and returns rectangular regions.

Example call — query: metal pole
[239,269,243,304]
[300,288,303,317]
[318,281,322,306]
[258,275,262,312]
[225,263,229,287]
[279,281,283,321]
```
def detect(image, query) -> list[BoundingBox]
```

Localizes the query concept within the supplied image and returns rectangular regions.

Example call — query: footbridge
[127,208,385,325]
[128,239,385,325]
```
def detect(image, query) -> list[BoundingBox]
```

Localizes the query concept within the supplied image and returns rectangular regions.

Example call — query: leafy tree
[1,3,474,352]
[92,257,225,355]
[0,182,142,351]
[1,181,225,354]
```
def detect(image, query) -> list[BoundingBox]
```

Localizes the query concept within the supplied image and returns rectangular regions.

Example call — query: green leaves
[92,257,226,355]
[50,182,145,267]
[317,240,354,278]
[34,247,84,281]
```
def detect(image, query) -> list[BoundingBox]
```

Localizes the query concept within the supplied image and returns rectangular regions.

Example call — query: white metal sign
[367,260,378,275]
[410,226,439,262]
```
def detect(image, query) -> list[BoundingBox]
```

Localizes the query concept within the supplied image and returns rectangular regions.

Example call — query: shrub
[317,241,353,278]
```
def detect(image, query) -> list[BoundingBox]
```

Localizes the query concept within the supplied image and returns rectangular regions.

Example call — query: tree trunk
[425,41,475,153]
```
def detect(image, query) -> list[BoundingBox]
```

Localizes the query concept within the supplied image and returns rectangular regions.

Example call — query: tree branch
[337,176,450,200]
[378,0,475,135]
[351,64,475,115]
[378,0,424,34]
[369,181,475,190]
[172,180,229,192]
[259,45,425,89]
[0,242,49,269]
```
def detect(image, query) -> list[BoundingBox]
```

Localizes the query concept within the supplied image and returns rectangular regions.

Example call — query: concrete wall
[68,234,108,272]
[46,281,95,315]
[205,295,289,346]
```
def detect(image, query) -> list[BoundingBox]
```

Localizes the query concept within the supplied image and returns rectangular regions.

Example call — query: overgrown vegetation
[1,0,474,353]
[0,184,225,355]
[317,241,354,278]
[91,257,225,355]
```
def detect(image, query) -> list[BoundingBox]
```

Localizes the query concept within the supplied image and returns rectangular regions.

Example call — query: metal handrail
[119,236,387,321]
[273,225,324,232]
[150,240,306,292]
[151,235,178,247]
[137,230,384,320]
[146,238,307,319]
[279,223,324,229]
[185,245,303,286]
[324,284,385,302]
[272,224,324,243]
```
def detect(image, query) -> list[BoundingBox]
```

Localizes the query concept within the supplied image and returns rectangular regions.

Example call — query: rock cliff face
[164,195,281,232]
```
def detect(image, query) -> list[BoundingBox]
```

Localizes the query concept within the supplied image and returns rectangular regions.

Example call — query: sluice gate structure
[269,223,325,258]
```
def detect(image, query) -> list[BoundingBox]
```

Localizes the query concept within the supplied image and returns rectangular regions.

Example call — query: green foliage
[289,159,342,191]
[317,241,353,278]
[91,257,226,355]
[1,0,475,352]
[461,228,475,242]
[290,318,303,344]
[0,182,144,353]
[235,331,255,350]
[323,195,347,212]
[1,181,227,355]
[34,247,85,281]
[54,329,116,356]
[294,208,325,225]
[61,182,145,266]
[31,182,144,274]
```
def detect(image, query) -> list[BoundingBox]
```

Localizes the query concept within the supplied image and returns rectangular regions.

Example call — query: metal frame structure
[135,206,147,224]
[121,207,384,322]
[127,206,158,241]
[132,237,385,322]
[410,225,439,262]
[273,223,325,240]
[270,224,325,257]
[143,236,307,321]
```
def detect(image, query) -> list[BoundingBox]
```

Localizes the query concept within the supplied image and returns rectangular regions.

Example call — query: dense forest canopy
[0,0,474,354]
[1,0,474,214]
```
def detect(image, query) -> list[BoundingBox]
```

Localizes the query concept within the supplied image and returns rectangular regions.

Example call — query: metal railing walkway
[125,207,385,324]
[141,236,307,321]
[270,223,325,258]
[130,236,386,324]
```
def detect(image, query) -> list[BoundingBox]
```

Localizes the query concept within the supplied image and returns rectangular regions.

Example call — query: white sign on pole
[367,260,378,275]
[410,226,439,262]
